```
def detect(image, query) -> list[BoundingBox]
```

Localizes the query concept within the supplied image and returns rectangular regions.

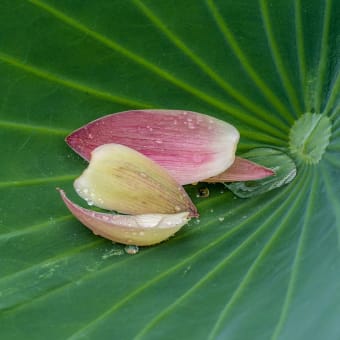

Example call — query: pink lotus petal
[66,110,240,185]
[58,189,190,246]
[204,157,275,182]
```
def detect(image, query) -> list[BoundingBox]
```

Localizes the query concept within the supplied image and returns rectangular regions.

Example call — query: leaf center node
[289,113,332,164]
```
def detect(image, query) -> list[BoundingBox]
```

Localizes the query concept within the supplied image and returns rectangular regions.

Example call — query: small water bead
[193,153,203,163]
[124,245,139,255]
[87,200,94,206]
[197,187,209,198]
[155,139,163,144]
[218,217,225,222]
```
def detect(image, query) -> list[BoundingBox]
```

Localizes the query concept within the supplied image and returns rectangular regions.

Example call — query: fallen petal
[204,157,275,182]
[74,143,198,216]
[58,189,190,246]
[226,148,296,198]
[66,109,240,185]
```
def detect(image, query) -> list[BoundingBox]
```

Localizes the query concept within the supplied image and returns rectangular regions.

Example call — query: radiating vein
[314,0,333,113]
[0,174,76,189]
[0,119,70,136]
[206,0,293,126]
[0,240,106,312]
[66,183,293,339]
[321,164,340,243]
[0,215,72,241]
[0,189,261,316]
[271,167,317,339]
[0,52,150,109]
[324,153,340,167]
[324,72,340,116]
[1,241,152,314]
[133,0,288,136]
[294,0,307,112]
[134,179,301,339]
[260,0,302,116]
[26,0,285,137]
[207,170,308,340]
[330,105,340,120]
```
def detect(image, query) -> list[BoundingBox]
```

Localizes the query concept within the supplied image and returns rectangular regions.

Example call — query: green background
[1,0,339,339]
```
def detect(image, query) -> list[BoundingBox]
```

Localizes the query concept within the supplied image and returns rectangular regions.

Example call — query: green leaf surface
[1,1,339,339]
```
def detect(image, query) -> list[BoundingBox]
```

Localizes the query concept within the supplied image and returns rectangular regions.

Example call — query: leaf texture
[0,0,339,339]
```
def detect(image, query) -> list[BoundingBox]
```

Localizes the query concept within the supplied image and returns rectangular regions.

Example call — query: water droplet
[155,139,163,144]
[175,205,181,212]
[198,187,209,198]
[210,209,214,213]
[83,188,89,194]
[218,217,225,222]
[194,219,200,225]
[193,154,203,163]
[140,172,147,178]
[124,245,139,255]
[87,200,94,206]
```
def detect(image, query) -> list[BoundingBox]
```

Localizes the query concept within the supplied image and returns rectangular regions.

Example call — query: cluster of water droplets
[75,186,105,208]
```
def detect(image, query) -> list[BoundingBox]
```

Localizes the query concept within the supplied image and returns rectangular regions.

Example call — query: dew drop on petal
[193,153,204,163]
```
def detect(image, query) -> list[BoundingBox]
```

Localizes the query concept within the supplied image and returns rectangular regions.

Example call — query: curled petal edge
[58,189,190,246]
[204,157,275,183]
